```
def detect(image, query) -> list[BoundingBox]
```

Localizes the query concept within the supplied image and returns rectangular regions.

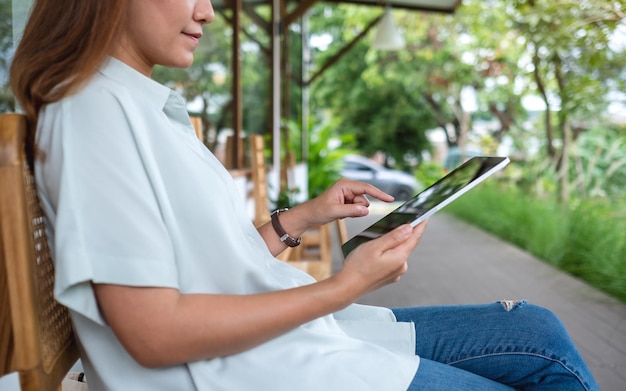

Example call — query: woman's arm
[94,221,426,368]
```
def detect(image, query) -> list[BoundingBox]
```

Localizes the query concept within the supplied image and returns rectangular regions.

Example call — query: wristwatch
[270,208,302,247]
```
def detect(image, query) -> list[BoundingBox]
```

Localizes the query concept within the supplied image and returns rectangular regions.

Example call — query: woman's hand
[298,178,394,227]
[336,221,427,294]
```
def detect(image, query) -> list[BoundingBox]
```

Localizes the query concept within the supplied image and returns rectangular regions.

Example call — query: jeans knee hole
[498,299,527,311]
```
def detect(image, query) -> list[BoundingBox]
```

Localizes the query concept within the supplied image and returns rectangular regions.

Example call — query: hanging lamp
[372,7,405,51]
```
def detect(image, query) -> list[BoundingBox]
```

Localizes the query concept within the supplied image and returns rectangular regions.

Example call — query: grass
[445,183,626,303]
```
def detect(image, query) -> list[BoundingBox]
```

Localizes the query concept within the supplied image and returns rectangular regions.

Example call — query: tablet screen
[341,156,509,257]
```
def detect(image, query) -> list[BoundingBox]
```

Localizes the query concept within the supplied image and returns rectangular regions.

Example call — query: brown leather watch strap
[270,208,302,247]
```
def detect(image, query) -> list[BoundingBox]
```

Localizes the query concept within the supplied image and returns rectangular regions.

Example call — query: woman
[10,1,599,390]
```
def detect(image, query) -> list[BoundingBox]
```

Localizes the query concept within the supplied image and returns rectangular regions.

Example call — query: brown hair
[10,0,127,164]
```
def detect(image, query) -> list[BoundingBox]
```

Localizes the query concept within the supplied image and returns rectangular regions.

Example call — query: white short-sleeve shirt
[35,57,419,391]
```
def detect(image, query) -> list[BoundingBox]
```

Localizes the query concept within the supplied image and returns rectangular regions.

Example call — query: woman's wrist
[270,209,302,247]
[272,205,310,242]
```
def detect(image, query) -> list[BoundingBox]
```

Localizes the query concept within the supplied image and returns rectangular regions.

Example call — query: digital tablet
[341,156,510,257]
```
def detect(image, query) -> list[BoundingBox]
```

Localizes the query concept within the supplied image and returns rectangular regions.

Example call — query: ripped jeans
[392,302,600,391]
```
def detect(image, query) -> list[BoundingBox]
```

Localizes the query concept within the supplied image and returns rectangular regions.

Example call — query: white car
[340,155,420,201]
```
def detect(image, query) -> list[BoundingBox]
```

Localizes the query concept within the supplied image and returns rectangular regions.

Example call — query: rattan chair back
[0,113,80,391]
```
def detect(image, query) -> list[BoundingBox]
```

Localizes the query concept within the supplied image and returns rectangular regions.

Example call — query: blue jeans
[392,302,599,391]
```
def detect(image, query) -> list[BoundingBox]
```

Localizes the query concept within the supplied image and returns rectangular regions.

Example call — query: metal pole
[301,11,310,162]
[232,0,243,169]
[272,0,281,176]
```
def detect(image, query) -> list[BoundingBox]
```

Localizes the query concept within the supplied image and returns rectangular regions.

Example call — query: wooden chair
[274,140,349,265]
[335,218,349,249]
[286,224,333,280]
[0,113,80,391]
[249,134,338,280]
[250,134,272,228]
[189,115,203,142]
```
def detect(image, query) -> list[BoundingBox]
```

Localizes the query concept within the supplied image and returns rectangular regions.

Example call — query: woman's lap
[392,302,599,391]
[408,358,515,390]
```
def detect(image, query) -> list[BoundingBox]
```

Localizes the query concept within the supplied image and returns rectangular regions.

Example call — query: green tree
[308,3,523,168]
[509,0,626,202]
[308,5,438,169]
[458,0,527,143]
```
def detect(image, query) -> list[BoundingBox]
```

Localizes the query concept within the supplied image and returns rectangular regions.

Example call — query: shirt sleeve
[36,85,179,326]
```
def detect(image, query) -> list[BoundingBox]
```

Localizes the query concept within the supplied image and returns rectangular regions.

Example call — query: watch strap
[270,208,302,247]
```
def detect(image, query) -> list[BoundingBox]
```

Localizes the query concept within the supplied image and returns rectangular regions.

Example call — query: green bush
[305,119,356,199]
[563,200,626,299]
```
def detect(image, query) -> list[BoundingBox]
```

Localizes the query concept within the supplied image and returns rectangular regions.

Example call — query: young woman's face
[114,0,214,76]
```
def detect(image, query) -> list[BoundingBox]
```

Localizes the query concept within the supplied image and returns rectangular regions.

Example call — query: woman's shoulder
[40,75,126,128]
[38,72,138,146]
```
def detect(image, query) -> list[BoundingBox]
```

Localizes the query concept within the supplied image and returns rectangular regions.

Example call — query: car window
[344,161,372,171]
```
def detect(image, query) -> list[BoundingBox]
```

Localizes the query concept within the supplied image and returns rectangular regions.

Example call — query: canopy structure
[210,0,461,172]
[213,0,460,13]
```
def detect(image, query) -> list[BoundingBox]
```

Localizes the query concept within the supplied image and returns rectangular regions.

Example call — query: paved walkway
[334,207,626,391]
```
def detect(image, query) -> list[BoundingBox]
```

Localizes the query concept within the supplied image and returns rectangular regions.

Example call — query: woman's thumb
[378,224,412,250]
